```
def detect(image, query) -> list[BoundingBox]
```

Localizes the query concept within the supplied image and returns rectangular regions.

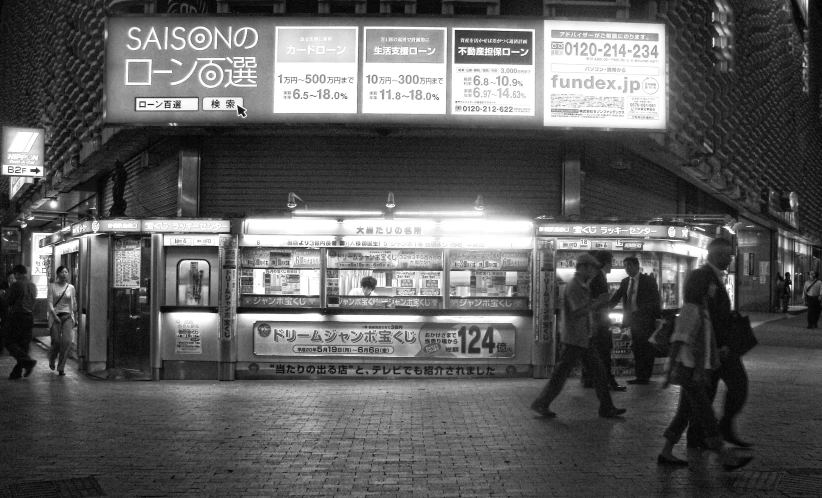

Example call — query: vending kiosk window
[239,248,322,308]
[328,248,445,309]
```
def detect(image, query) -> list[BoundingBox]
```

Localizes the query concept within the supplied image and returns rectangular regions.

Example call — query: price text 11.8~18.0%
[369,90,441,101]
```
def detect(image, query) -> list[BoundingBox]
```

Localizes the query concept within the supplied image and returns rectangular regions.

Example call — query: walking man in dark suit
[609,256,661,385]
[685,238,751,448]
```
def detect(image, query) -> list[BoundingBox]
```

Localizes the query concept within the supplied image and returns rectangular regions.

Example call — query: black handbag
[728,312,757,357]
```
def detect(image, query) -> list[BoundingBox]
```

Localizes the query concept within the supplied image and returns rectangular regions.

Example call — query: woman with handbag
[47,266,77,376]
[803,271,821,329]
[656,302,752,471]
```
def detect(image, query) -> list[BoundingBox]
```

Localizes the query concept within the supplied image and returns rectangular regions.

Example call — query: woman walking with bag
[47,266,77,376]
[656,301,752,471]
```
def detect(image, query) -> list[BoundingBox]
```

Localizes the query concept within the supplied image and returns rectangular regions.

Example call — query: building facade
[0,0,820,379]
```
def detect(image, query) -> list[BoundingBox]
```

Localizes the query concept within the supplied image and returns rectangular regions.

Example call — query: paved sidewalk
[2,314,821,498]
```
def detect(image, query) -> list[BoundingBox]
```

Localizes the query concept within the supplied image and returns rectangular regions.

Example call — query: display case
[448,249,531,310]
[239,247,321,308]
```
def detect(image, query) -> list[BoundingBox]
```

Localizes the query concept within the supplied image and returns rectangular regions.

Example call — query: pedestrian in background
[5,265,38,380]
[609,256,661,385]
[782,272,792,313]
[685,238,751,449]
[530,253,626,419]
[582,250,625,392]
[0,270,14,355]
[803,271,821,329]
[47,266,77,376]
[773,273,785,312]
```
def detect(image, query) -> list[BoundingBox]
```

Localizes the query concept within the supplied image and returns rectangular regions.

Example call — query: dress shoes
[627,378,650,385]
[58,371,66,376]
[22,360,37,378]
[722,433,753,448]
[49,359,55,370]
[611,384,627,392]
[8,371,22,380]
[657,454,688,467]
[530,401,556,418]
[598,407,627,418]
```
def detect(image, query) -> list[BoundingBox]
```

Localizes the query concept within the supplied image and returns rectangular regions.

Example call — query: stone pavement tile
[3,326,822,498]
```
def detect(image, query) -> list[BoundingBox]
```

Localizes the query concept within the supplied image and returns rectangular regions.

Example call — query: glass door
[109,236,151,376]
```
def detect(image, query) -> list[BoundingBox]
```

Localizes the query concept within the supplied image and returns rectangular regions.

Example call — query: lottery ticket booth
[41,218,232,380]
[235,214,536,379]
[533,221,712,378]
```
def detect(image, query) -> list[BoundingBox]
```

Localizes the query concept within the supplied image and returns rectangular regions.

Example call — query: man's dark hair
[707,238,732,251]
[360,276,378,290]
[590,250,613,268]
[12,264,27,275]
[623,256,639,267]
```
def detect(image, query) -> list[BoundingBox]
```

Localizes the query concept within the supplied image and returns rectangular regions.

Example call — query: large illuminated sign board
[105,17,666,130]
[543,20,666,129]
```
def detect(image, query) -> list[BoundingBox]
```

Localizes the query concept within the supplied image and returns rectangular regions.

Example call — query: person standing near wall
[5,265,38,380]
[609,257,661,385]
[47,266,77,376]
[803,271,821,329]
[782,272,792,313]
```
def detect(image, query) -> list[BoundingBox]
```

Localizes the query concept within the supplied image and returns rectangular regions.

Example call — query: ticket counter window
[448,250,532,310]
[326,249,444,309]
[239,248,322,308]
[176,260,211,306]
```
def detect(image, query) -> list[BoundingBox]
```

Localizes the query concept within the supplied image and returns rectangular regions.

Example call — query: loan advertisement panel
[253,320,516,358]
[543,20,666,129]
[105,17,665,130]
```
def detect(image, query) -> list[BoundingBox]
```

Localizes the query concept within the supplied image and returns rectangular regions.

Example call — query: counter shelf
[160,306,219,313]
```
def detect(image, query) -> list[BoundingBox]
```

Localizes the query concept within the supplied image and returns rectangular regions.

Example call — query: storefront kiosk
[236,215,535,379]
[533,221,711,378]
[41,218,232,380]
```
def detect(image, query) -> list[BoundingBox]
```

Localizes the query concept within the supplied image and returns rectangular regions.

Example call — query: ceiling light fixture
[287,192,303,209]
[474,195,484,211]
[386,192,395,209]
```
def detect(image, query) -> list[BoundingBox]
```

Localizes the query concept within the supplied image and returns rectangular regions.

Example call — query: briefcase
[729,312,757,356]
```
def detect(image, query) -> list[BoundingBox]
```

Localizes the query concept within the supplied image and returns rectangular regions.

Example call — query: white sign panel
[2,127,45,177]
[362,27,447,115]
[543,20,667,129]
[273,27,358,114]
[451,28,536,117]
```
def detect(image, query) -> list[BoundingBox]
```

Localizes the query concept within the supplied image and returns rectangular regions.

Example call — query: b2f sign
[2,127,45,177]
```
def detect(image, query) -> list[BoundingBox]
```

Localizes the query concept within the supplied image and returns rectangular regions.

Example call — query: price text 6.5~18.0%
[369,90,441,101]
[285,89,349,100]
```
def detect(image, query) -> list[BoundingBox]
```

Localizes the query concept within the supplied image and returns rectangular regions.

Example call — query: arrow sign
[2,126,45,177]
[3,164,44,177]
[237,105,248,118]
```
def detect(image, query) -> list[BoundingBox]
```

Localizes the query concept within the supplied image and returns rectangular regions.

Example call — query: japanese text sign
[538,224,688,240]
[105,17,666,131]
[253,320,516,358]
[544,20,667,129]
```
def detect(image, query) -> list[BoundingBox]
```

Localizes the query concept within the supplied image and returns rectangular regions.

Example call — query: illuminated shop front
[40,218,232,380]
[533,221,711,377]
[235,215,535,379]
